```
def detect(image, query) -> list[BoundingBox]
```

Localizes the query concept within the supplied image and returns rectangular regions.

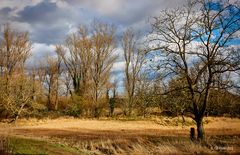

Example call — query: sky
[0,0,187,91]
[0,0,186,56]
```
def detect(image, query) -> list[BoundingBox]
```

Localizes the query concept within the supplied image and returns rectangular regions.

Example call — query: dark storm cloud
[0,0,187,87]
[0,0,187,44]
[17,1,58,24]
[0,0,187,62]
[0,7,12,16]
[0,7,14,24]
[31,24,68,44]
[13,0,103,44]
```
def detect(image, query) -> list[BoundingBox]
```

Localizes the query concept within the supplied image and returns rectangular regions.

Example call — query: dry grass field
[0,117,240,154]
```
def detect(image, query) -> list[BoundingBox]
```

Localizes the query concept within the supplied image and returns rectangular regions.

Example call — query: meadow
[0,117,239,154]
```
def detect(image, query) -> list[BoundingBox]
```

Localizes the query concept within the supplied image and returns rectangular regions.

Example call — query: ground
[0,117,240,154]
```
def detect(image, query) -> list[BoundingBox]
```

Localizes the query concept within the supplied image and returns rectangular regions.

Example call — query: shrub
[64,95,83,117]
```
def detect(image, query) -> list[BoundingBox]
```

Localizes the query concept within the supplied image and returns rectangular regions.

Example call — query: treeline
[0,0,240,129]
[0,22,239,122]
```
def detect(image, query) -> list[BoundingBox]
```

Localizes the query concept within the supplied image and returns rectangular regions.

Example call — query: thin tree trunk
[128,97,133,116]
[55,77,59,111]
[181,113,185,128]
[196,119,204,140]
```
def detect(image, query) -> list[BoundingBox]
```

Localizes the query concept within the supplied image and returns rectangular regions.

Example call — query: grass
[6,136,85,155]
[0,117,239,154]
[46,134,239,154]
[1,135,239,155]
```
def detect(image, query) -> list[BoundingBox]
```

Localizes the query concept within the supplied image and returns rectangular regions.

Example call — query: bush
[24,101,48,118]
[64,95,83,117]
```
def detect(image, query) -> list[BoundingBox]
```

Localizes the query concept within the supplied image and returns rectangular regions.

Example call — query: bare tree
[0,24,32,121]
[42,55,62,110]
[29,67,37,101]
[90,22,117,117]
[149,0,240,140]
[62,71,72,97]
[135,74,152,117]
[0,23,31,92]
[0,74,33,122]
[56,25,92,96]
[122,29,145,116]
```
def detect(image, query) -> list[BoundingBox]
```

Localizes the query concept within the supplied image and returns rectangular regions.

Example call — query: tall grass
[48,135,239,154]
[0,137,12,155]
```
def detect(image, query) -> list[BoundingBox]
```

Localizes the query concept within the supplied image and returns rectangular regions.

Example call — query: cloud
[0,0,186,90]
[30,24,69,44]
[112,61,125,72]
[0,7,12,16]
[0,0,42,17]
[65,0,187,31]
[32,43,56,57]
[11,0,107,44]
[26,43,56,67]
[17,1,58,24]
[0,0,187,44]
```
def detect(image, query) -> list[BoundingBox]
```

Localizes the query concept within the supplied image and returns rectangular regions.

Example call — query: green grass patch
[8,136,84,155]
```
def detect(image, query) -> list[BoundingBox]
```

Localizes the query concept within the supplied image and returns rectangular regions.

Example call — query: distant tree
[122,29,145,116]
[56,25,92,96]
[0,23,31,91]
[135,74,153,117]
[89,22,117,117]
[163,76,192,124]
[0,24,32,121]
[207,89,240,117]
[62,71,72,97]
[42,55,62,110]
[56,21,117,117]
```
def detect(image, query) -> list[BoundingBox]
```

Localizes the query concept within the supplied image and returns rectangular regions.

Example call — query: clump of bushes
[64,95,83,117]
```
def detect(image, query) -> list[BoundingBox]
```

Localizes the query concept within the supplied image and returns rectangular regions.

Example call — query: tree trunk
[190,127,195,141]
[127,97,133,116]
[196,119,204,140]
[181,113,185,128]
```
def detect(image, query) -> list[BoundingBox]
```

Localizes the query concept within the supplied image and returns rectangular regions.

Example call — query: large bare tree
[122,29,145,116]
[56,26,92,96]
[0,24,32,121]
[0,24,31,90]
[90,22,117,117]
[149,0,240,140]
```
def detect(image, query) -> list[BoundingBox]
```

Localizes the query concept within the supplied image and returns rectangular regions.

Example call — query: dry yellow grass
[0,117,239,154]
[1,116,239,130]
